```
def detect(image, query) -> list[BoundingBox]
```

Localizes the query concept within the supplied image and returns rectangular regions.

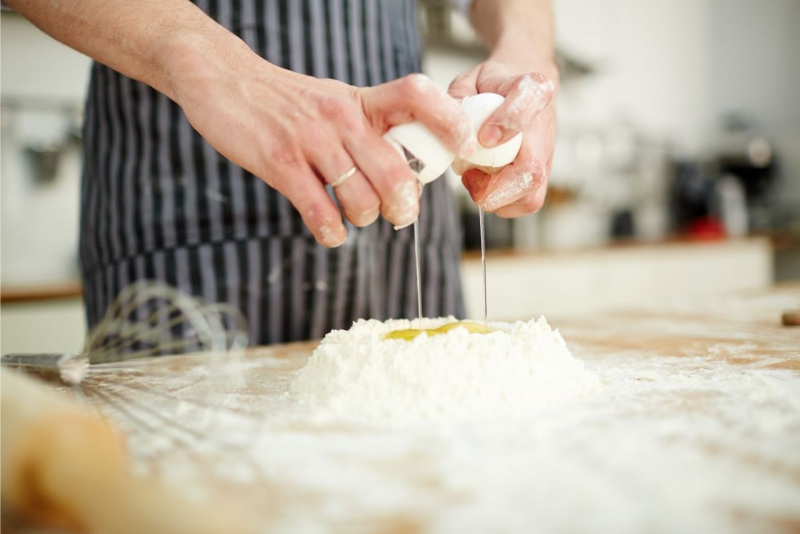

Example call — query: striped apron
[79,0,465,346]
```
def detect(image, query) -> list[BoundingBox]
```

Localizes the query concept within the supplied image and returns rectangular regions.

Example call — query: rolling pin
[1,369,255,534]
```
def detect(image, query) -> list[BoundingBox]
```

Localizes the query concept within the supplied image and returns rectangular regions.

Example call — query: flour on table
[290,316,601,423]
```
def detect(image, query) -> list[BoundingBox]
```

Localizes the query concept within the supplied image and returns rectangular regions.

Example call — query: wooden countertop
[557,283,799,370]
[5,285,800,533]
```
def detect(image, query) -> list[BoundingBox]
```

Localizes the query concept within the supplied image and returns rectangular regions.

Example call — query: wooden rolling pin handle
[1,370,255,534]
[5,412,126,531]
[782,310,800,326]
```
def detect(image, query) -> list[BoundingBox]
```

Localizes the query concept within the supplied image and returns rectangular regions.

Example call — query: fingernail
[393,218,417,231]
[386,180,420,228]
[361,208,381,227]
[480,126,503,148]
[391,207,419,229]
[319,224,347,248]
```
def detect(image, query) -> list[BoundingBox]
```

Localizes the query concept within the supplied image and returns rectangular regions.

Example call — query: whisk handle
[1,353,85,386]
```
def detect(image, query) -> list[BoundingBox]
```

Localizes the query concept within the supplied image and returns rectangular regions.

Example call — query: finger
[461,136,545,212]
[494,181,549,218]
[462,162,542,213]
[448,68,480,100]
[269,163,348,247]
[479,73,554,148]
[461,167,492,204]
[360,74,476,158]
[309,146,381,228]
[333,170,381,227]
[343,129,421,228]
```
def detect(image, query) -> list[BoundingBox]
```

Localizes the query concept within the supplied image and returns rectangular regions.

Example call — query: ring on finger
[331,166,358,188]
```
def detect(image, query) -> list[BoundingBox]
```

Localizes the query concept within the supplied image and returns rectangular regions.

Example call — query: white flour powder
[290,317,602,423]
[89,293,800,533]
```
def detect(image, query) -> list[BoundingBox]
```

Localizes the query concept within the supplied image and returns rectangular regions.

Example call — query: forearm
[5,0,263,101]
[468,0,557,80]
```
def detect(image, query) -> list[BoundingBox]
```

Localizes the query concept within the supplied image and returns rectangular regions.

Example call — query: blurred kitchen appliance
[670,115,777,239]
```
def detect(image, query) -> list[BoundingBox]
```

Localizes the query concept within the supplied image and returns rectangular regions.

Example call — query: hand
[5,0,476,246]
[449,59,557,217]
[169,45,475,246]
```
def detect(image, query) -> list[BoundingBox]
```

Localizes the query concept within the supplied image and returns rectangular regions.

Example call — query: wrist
[489,30,559,85]
[150,22,263,103]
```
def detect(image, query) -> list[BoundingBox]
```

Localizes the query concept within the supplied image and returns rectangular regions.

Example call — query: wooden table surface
[131,282,800,371]
[558,283,799,369]
[20,284,800,533]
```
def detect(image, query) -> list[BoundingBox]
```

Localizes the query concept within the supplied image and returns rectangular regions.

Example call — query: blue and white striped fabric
[79,0,466,347]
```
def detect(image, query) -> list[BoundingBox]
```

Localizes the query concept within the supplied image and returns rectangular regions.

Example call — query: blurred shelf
[1,281,83,304]
[462,234,774,261]
[461,236,775,321]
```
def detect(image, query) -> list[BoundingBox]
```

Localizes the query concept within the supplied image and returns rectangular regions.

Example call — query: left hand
[449,60,557,217]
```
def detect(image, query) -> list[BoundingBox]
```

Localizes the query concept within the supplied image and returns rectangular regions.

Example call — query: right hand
[168,44,475,247]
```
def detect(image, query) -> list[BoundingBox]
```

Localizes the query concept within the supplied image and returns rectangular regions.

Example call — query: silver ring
[331,166,358,188]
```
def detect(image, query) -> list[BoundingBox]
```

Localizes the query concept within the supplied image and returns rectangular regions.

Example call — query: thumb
[448,69,479,100]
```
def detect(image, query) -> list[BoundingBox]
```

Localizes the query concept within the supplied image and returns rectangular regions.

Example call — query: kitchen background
[2,0,799,353]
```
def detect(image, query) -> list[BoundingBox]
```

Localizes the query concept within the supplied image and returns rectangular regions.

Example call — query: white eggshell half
[461,92,522,168]
[383,122,454,184]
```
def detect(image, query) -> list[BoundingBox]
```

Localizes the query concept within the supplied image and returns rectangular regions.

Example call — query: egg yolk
[383,321,491,341]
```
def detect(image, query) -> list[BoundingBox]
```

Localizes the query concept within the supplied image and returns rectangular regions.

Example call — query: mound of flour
[291,317,601,423]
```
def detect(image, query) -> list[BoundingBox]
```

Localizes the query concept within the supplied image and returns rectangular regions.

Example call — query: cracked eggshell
[461,92,522,169]
[383,122,455,184]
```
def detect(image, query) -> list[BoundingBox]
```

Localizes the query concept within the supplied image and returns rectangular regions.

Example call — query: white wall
[710,0,800,206]
[1,12,92,102]
[711,0,800,130]
[554,0,716,157]
[1,12,92,285]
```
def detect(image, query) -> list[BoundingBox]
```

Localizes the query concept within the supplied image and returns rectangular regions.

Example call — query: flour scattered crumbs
[290,317,602,423]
